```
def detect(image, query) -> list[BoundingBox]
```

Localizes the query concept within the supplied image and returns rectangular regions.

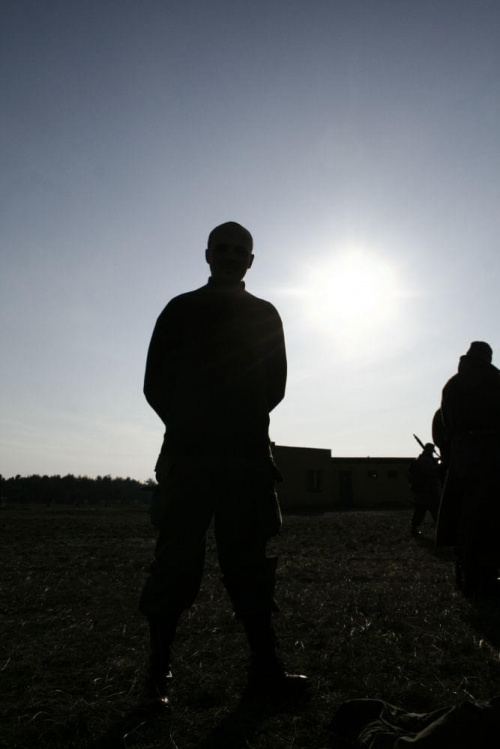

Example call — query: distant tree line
[0,474,155,506]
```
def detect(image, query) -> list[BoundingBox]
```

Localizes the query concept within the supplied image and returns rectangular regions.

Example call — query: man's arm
[263,305,287,412]
[440,379,456,435]
[143,302,182,424]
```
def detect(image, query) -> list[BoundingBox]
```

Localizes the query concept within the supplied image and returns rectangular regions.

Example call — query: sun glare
[300,250,401,355]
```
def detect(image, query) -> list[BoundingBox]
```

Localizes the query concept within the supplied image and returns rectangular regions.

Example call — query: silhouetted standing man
[139,222,307,708]
[408,443,441,536]
[437,341,500,598]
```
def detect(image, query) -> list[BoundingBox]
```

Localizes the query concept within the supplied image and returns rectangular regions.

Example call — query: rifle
[413,433,425,451]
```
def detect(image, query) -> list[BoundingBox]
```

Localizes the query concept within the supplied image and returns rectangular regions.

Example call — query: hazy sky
[2,0,499,480]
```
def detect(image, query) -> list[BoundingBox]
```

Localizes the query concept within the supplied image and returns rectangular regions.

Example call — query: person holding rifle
[407,440,441,537]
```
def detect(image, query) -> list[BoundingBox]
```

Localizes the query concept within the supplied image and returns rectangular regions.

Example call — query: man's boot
[241,612,309,702]
[141,613,179,710]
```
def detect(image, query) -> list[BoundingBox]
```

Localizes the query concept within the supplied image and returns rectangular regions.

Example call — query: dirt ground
[1,505,499,748]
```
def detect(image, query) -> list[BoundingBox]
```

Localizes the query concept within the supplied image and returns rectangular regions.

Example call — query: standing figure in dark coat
[408,443,441,536]
[139,221,308,709]
[437,341,500,598]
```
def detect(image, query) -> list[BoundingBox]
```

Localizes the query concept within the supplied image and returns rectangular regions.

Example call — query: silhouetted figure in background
[139,222,308,710]
[407,443,441,536]
[437,341,500,598]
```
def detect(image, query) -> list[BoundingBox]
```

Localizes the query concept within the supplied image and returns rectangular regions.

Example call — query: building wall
[273,444,414,510]
[331,457,414,509]
[273,445,334,510]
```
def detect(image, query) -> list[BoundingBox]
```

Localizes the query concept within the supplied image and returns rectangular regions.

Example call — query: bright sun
[300,250,400,355]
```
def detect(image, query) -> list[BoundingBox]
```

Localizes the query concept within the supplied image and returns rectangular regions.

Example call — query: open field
[1,505,499,748]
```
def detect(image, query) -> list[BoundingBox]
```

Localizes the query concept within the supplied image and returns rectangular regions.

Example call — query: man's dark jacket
[144,279,287,459]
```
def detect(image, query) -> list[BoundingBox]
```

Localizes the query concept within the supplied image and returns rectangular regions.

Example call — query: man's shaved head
[207,222,253,251]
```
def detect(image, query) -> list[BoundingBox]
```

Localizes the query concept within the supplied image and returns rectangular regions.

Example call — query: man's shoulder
[171,285,207,304]
[442,372,459,390]
[178,285,280,315]
[157,284,281,321]
[157,286,207,315]
[242,289,280,313]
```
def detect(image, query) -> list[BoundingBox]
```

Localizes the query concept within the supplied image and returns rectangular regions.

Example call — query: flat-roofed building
[273,444,414,511]
[273,444,334,510]
[331,456,414,509]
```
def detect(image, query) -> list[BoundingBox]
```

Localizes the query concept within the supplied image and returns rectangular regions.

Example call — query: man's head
[424,443,435,455]
[466,341,493,363]
[206,221,254,285]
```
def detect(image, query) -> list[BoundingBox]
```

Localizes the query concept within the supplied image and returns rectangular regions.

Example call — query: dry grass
[1,505,499,748]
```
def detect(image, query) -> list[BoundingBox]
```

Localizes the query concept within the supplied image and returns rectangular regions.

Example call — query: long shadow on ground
[91,704,174,749]
[193,686,270,749]
[90,688,270,749]
[194,684,312,749]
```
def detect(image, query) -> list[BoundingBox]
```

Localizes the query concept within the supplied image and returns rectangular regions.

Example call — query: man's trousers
[139,460,282,620]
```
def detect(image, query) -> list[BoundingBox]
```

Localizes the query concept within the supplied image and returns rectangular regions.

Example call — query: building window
[306,469,323,492]
[387,470,398,478]
[366,470,378,479]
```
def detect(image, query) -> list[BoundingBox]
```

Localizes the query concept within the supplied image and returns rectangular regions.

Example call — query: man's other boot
[242,612,309,702]
[141,614,179,710]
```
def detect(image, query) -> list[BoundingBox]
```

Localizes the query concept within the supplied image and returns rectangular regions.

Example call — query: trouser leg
[467,479,500,595]
[457,485,481,598]
[138,466,214,704]
[139,528,207,617]
[148,613,179,675]
[139,466,214,617]
[142,612,180,705]
[223,555,280,664]
[214,469,278,616]
[411,503,426,532]
[216,494,309,695]
[221,546,287,681]
[220,551,278,621]
[213,469,284,677]
[139,524,208,706]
